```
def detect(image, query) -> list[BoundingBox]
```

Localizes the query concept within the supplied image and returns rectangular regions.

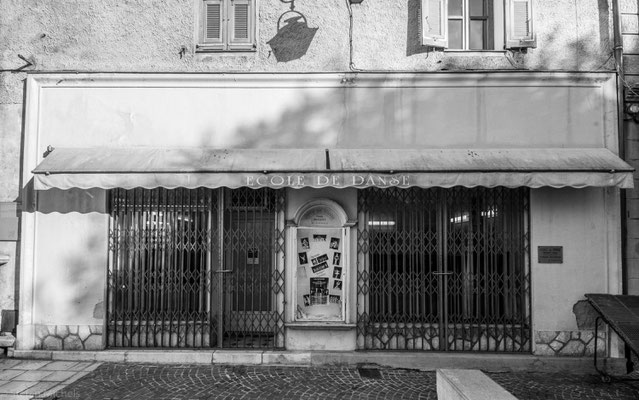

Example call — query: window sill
[443,50,507,56]
[196,47,257,55]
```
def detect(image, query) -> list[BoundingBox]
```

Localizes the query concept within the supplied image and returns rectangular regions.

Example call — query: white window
[421,0,535,50]
[198,0,256,52]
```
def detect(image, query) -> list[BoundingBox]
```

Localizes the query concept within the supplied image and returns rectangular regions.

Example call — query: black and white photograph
[298,252,308,265]
[311,253,328,266]
[332,252,341,266]
[3,1,638,398]
[312,234,327,242]
[310,278,329,293]
[311,262,329,274]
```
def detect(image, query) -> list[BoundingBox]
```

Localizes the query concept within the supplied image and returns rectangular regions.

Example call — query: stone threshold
[437,369,518,400]
[10,349,626,374]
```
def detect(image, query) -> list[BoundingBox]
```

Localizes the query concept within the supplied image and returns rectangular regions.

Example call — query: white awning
[32,147,634,190]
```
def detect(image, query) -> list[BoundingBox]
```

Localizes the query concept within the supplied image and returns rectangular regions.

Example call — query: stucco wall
[34,189,107,326]
[530,187,618,332]
[0,0,619,200]
[353,0,614,71]
[0,0,614,74]
[29,73,617,152]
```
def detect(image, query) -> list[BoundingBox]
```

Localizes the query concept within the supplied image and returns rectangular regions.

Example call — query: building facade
[0,0,637,363]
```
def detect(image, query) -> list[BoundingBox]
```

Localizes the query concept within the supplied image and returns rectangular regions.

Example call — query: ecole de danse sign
[244,173,411,188]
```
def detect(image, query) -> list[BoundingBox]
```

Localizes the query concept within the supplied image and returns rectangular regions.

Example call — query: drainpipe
[611,0,626,295]
[611,0,633,373]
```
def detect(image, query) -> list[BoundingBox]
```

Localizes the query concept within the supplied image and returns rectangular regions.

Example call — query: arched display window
[290,199,352,323]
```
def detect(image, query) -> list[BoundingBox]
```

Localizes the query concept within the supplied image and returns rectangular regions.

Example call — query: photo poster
[297,228,344,320]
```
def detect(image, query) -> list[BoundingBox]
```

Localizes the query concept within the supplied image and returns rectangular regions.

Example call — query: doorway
[106,187,285,348]
[356,187,531,352]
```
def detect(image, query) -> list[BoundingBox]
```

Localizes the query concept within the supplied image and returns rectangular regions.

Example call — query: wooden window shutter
[202,0,224,46]
[505,0,536,49]
[421,0,448,48]
[229,0,255,50]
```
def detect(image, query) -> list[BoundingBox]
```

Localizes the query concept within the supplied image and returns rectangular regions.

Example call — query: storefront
[17,72,633,357]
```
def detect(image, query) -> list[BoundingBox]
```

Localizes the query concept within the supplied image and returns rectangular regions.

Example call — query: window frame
[421,0,535,51]
[197,0,257,53]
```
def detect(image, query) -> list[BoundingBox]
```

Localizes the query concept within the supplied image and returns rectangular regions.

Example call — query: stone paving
[52,363,437,399]
[2,358,639,399]
[38,362,639,400]
[0,359,101,399]
[487,371,639,400]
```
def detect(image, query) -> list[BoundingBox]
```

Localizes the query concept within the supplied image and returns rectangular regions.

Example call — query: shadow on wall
[267,10,318,63]
[231,87,350,148]
[219,76,605,149]
[35,230,105,324]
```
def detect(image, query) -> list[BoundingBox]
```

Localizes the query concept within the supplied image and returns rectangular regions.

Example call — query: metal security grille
[222,188,285,348]
[357,187,530,352]
[107,187,285,349]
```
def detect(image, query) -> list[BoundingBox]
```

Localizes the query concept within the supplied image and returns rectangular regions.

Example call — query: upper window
[421,0,535,50]
[198,0,256,52]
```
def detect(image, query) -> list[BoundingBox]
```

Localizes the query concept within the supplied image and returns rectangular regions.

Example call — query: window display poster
[296,228,343,321]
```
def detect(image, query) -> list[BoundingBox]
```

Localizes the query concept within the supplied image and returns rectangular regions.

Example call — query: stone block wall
[34,325,103,351]
[359,323,531,352]
[534,330,605,357]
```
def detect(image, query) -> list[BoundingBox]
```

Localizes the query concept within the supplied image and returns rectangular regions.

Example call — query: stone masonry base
[31,326,605,359]
[34,324,103,350]
[534,330,605,357]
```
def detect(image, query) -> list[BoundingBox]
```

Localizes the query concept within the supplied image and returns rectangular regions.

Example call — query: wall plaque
[538,246,563,264]
[299,205,340,227]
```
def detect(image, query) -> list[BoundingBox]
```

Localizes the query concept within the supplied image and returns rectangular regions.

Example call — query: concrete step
[11,349,626,374]
[437,369,517,400]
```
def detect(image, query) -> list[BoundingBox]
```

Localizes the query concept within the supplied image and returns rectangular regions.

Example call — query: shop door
[356,187,531,352]
[107,187,285,349]
[221,209,277,348]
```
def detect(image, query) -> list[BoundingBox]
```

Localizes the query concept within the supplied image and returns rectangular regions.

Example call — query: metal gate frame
[106,187,285,349]
[356,187,531,352]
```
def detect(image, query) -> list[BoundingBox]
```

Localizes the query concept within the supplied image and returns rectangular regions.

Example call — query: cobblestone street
[41,363,639,400]
[488,371,639,400]
[49,363,437,400]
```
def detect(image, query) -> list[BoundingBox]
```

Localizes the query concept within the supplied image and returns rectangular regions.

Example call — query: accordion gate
[107,187,286,349]
[107,185,530,352]
[357,187,531,352]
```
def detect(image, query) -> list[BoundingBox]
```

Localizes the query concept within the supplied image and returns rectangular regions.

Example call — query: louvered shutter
[202,0,224,47]
[505,0,536,48]
[421,0,448,48]
[229,0,255,50]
